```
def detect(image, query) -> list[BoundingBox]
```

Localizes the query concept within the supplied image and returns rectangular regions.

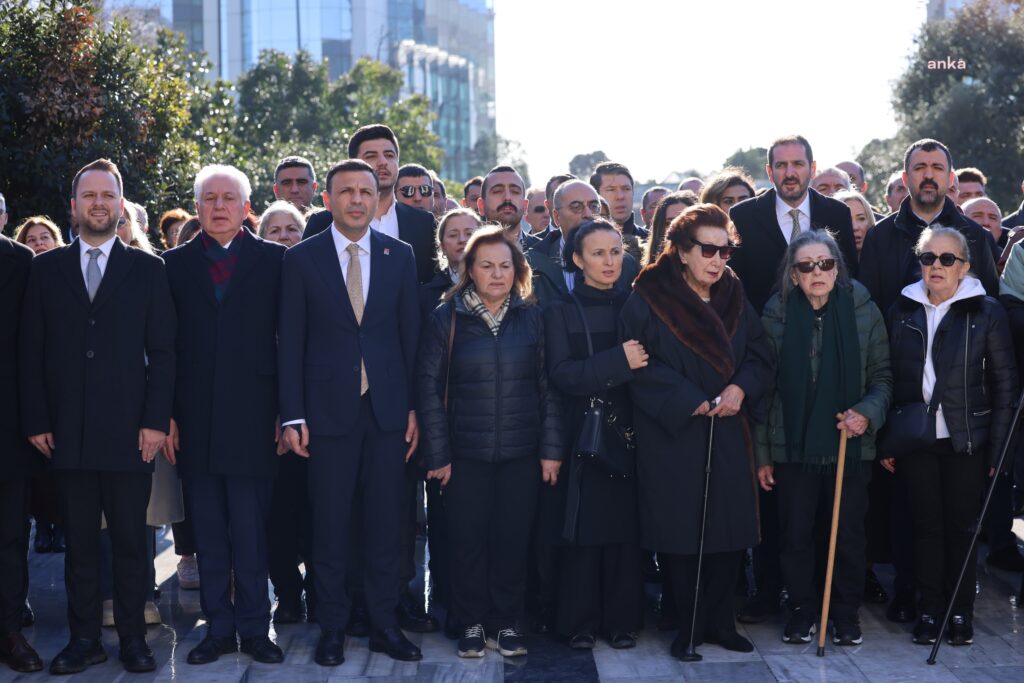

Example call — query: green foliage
[856,137,906,208]
[722,147,769,183]
[569,151,609,180]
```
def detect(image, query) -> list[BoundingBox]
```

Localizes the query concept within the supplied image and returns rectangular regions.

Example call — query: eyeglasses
[692,240,739,260]
[531,206,548,214]
[792,258,836,274]
[918,252,966,267]
[567,200,603,215]
[398,184,434,198]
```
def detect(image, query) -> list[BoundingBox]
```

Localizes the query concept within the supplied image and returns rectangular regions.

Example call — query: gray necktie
[788,208,801,243]
[85,248,102,301]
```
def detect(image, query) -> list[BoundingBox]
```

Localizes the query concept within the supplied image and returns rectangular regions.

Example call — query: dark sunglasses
[792,258,836,274]
[531,206,548,214]
[918,252,966,267]
[398,184,434,198]
[692,239,739,260]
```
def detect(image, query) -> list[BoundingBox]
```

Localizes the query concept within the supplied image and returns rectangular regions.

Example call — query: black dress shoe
[49,638,107,675]
[886,594,917,624]
[187,634,238,665]
[21,601,34,628]
[608,632,636,649]
[568,632,596,649]
[272,599,304,625]
[314,629,345,667]
[369,627,422,662]
[0,632,43,673]
[119,636,156,673]
[241,635,284,663]
[396,593,438,633]
[346,601,370,637]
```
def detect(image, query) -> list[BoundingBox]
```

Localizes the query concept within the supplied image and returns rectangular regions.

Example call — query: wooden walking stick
[817,414,848,657]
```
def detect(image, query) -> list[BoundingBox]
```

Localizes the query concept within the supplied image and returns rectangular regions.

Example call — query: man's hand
[707,384,745,418]
[28,433,54,459]
[283,424,310,458]
[274,421,288,456]
[162,418,179,465]
[880,457,895,474]
[405,411,419,463]
[139,428,167,463]
[427,464,452,488]
[541,459,561,486]
[758,464,775,491]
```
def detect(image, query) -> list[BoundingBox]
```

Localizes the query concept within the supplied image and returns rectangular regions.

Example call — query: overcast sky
[493,0,930,185]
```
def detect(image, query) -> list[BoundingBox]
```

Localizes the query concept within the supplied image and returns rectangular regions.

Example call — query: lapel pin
[383,248,390,256]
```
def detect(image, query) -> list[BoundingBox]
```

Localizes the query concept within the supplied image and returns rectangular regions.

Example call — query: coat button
[352,365,359,373]
[86,350,94,359]
[88,318,96,326]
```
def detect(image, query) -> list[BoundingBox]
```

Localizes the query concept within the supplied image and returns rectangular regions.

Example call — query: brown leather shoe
[0,632,44,673]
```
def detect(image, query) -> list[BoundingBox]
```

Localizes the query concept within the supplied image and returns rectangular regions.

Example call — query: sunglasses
[531,206,548,214]
[398,184,434,198]
[792,258,836,274]
[918,252,966,267]
[692,239,739,260]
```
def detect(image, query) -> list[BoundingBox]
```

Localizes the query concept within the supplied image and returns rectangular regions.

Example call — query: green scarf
[778,285,862,471]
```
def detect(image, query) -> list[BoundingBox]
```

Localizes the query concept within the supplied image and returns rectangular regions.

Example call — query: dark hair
[562,217,622,274]
[71,158,123,198]
[325,159,379,193]
[275,156,316,182]
[398,163,430,180]
[443,225,533,302]
[642,190,699,266]
[431,171,446,197]
[700,167,756,207]
[589,161,634,192]
[347,124,400,159]
[176,217,202,245]
[481,165,523,195]
[904,138,953,172]
[158,208,192,248]
[767,135,814,167]
[660,203,740,270]
[463,176,484,198]
[545,173,576,207]
[956,166,987,187]
[641,186,669,212]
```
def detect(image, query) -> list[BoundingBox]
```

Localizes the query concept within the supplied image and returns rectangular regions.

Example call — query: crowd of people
[2,124,1024,675]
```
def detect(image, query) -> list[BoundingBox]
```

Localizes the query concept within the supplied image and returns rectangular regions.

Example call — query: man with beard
[20,159,175,675]
[478,165,541,251]
[302,125,435,284]
[589,162,648,262]
[729,135,858,314]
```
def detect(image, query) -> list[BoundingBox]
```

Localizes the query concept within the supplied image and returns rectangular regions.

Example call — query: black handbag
[877,363,949,456]
[569,293,633,477]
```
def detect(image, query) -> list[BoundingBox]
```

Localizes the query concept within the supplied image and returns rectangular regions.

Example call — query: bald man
[963,196,1008,256]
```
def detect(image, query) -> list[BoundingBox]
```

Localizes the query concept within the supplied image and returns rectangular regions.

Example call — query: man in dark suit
[0,234,43,673]
[729,135,859,314]
[163,165,286,666]
[302,125,436,284]
[19,159,176,675]
[279,159,423,666]
[479,164,542,251]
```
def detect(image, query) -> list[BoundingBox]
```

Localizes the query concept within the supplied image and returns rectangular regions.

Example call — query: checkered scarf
[462,285,509,336]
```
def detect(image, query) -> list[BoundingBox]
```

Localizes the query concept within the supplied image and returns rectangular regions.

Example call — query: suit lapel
[759,190,789,251]
[91,238,133,311]
[220,229,260,305]
[365,230,387,314]
[0,238,16,291]
[57,240,92,309]
[184,235,218,308]
[310,228,357,325]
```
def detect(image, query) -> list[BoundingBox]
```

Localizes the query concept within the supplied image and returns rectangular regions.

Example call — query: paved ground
[5,522,1024,682]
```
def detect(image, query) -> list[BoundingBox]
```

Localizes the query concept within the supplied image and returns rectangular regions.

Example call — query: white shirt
[775,192,812,244]
[331,224,371,302]
[370,198,399,240]
[79,235,117,281]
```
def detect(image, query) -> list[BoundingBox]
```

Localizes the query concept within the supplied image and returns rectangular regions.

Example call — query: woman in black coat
[419,208,482,318]
[417,226,562,660]
[882,227,1017,647]
[620,204,773,659]
[543,219,647,649]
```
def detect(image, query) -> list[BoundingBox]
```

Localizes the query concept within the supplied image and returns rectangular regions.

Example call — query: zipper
[904,318,927,400]
[964,313,972,455]
[494,329,502,462]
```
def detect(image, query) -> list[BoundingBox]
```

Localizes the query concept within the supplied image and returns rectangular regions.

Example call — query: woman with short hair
[258,201,305,247]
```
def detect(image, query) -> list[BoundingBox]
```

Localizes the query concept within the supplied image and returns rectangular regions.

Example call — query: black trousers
[0,478,31,633]
[398,465,420,595]
[666,550,742,644]
[750,488,782,600]
[775,462,869,621]
[308,394,405,631]
[447,457,539,630]
[425,478,450,606]
[982,470,1017,553]
[171,482,196,556]
[267,452,315,607]
[188,473,273,639]
[555,541,643,637]
[527,484,563,620]
[901,439,987,616]
[57,470,151,641]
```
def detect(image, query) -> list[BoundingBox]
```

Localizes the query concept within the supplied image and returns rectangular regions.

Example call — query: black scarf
[778,285,862,470]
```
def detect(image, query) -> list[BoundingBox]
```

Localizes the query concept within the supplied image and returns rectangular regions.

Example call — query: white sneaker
[177,555,200,590]
[144,600,162,625]
[102,599,115,627]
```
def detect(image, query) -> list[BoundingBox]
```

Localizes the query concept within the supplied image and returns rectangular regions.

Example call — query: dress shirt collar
[79,234,118,260]
[331,224,372,256]
[775,191,811,224]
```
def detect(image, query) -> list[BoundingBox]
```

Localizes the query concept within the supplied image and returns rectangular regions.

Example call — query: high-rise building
[114,0,496,179]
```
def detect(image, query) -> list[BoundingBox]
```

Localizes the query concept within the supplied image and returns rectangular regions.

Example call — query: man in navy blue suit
[278,159,422,666]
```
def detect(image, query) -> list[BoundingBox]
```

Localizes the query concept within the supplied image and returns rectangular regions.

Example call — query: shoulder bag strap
[569,291,594,357]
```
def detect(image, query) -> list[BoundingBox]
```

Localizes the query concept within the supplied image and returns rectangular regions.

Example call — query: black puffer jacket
[888,285,1017,467]
[416,293,563,470]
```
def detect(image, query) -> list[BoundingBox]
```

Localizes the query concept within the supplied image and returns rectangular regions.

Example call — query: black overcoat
[163,230,285,478]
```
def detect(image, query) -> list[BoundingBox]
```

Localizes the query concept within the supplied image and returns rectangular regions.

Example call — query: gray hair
[915,226,971,267]
[778,230,850,301]
[812,167,852,190]
[258,200,306,239]
[0,191,6,213]
[194,164,252,202]
[552,179,594,211]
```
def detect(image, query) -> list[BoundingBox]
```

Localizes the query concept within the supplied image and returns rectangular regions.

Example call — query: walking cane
[816,414,849,657]
[928,387,1024,665]
[680,398,719,663]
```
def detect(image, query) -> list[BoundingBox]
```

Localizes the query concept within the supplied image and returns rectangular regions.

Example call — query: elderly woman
[621,203,773,658]
[641,191,698,266]
[420,208,482,317]
[755,230,892,647]
[258,200,305,247]
[544,218,647,649]
[883,226,1016,646]
[834,190,876,255]
[417,226,562,659]
[14,216,64,255]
